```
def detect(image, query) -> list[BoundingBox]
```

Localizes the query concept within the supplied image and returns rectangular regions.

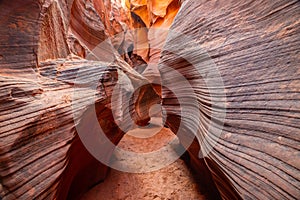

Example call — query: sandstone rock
[0,0,158,199]
[1,0,299,199]
[126,0,181,69]
[159,0,300,199]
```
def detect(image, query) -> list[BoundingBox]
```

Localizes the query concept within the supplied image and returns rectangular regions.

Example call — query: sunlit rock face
[159,0,300,199]
[123,0,181,88]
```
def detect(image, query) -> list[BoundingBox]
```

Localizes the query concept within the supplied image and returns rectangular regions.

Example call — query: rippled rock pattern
[159,0,300,199]
[0,0,158,199]
[0,0,300,199]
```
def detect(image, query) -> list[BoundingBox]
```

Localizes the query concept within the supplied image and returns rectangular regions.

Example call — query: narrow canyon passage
[80,115,207,200]
[0,0,299,199]
[76,1,211,198]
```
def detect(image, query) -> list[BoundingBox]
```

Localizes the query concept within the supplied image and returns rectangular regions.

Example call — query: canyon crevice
[0,0,299,200]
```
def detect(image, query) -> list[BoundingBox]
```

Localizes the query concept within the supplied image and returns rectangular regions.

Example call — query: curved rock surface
[0,0,158,199]
[126,0,181,86]
[159,0,300,199]
[0,0,300,199]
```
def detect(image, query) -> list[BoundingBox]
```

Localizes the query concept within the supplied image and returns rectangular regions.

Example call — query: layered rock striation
[0,0,158,199]
[159,0,300,199]
[0,0,299,199]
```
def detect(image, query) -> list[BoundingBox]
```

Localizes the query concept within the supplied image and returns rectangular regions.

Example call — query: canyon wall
[0,0,299,199]
[125,0,181,88]
[0,0,158,199]
[159,0,300,199]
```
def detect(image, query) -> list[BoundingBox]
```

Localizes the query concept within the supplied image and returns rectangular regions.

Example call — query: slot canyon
[0,0,299,199]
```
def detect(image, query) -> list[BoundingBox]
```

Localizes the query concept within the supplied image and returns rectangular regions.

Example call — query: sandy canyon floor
[80,117,206,200]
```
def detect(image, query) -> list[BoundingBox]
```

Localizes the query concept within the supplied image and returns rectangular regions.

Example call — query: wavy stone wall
[0,0,299,199]
[159,0,300,199]
[0,0,158,199]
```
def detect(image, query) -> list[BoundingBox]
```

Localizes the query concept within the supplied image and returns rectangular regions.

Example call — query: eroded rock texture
[0,0,158,199]
[125,0,181,87]
[159,0,300,199]
[1,0,300,199]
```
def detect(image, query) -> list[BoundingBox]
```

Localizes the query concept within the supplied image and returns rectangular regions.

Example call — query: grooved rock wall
[1,0,299,199]
[159,0,300,199]
[0,0,158,199]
